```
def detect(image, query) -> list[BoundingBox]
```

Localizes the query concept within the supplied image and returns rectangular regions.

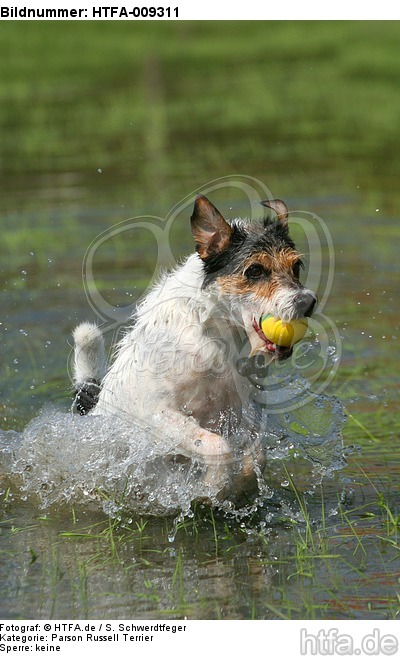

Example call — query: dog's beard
[214,295,273,361]
[268,287,303,323]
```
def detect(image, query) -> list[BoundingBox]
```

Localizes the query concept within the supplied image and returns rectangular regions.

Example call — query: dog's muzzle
[295,289,317,319]
[249,318,293,361]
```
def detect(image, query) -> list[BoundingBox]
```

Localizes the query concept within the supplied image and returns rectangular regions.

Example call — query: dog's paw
[183,428,233,463]
[73,380,101,416]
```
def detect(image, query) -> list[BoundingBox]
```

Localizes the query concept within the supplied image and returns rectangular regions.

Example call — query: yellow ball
[260,314,308,347]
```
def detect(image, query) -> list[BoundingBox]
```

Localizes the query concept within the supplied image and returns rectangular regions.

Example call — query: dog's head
[191,194,317,360]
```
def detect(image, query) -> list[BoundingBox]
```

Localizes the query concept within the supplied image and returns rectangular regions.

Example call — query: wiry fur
[72,323,106,386]
[72,195,317,500]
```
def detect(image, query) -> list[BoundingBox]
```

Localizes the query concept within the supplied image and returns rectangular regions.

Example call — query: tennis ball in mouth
[260,314,308,347]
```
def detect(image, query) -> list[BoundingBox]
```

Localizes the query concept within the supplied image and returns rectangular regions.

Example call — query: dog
[72,195,317,501]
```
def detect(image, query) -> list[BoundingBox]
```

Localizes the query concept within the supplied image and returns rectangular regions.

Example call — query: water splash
[0,368,347,520]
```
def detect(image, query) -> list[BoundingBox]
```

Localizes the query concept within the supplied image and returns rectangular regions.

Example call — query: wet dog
[72,195,317,500]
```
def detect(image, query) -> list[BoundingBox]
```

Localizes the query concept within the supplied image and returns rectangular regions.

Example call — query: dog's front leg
[159,408,232,462]
[157,409,265,501]
[158,409,233,497]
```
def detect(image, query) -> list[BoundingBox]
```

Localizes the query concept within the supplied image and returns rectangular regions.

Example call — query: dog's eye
[245,264,269,280]
[292,260,304,279]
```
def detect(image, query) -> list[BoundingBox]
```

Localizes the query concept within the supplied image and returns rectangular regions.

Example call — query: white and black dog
[72,195,317,500]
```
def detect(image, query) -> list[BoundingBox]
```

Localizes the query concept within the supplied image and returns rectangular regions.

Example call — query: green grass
[26,489,400,618]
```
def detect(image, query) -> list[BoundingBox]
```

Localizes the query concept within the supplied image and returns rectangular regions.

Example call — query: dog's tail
[72,322,107,415]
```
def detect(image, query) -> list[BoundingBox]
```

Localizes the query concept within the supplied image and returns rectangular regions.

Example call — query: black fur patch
[202,218,296,287]
[74,379,101,416]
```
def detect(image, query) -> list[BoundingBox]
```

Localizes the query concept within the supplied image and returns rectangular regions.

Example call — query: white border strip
[0,620,399,655]
[0,1,399,20]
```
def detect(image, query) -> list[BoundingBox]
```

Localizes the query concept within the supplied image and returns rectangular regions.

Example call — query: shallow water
[1,22,400,620]
[0,364,347,519]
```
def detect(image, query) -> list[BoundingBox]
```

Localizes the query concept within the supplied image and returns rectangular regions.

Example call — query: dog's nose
[297,290,317,318]
[304,295,317,317]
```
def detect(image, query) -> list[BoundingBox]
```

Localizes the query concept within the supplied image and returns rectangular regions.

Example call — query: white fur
[73,255,268,498]
[73,322,106,386]
[92,255,259,420]
[269,287,302,323]
[72,249,315,499]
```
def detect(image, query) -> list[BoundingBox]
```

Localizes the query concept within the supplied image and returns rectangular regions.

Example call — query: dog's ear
[260,199,289,227]
[191,195,233,260]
